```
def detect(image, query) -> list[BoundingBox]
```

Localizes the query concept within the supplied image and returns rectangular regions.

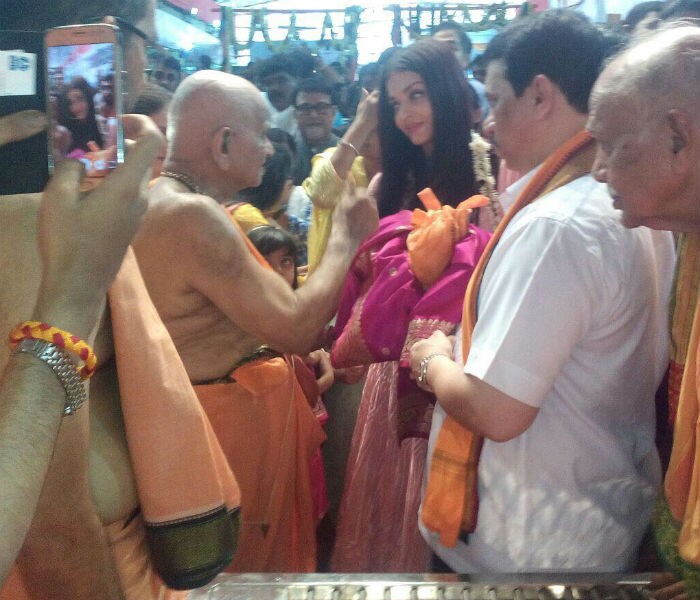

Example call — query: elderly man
[1,2,241,599]
[410,9,675,573]
[133,70,376,571]
[588,24,700,598]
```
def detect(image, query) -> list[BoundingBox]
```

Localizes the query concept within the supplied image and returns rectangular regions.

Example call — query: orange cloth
[195,356,326,572]
[421,130,596,547]
[0,516,186,600]
[408,192,489,289]
[0,249,242,598]
[665,286,700,563]
[668,234,700,425]
[109,248,241,589]
[105,514,187,600]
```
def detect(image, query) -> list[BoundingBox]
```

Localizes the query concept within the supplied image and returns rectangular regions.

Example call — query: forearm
[426,356,537,442]
[287,228,359,353]
[0,355,65,582]
[330,120,373,180]
[3,302,122,596]
[15,408,123,600]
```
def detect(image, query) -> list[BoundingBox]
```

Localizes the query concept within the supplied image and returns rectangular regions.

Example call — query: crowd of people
[1,0,700,598]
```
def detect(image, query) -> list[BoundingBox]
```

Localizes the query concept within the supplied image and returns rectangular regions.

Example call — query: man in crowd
[410,9,675,573]
[432,20,489,121]
[132,70,377,570]
[1,1,241,598]
[292,76,339,184]
[149,54,182,93]
[258,53,300,138]
[588,24,700,598]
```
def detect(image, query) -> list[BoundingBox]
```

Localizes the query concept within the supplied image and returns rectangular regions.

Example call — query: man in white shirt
[258,53,299,139]
[432,21,489,123]
[410,9,675,573]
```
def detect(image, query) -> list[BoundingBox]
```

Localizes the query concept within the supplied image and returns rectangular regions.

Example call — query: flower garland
[469,132,503,229]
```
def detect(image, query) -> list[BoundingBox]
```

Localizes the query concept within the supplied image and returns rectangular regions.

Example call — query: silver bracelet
[417,352,449,385]
[13,338,87,416]
[338,139,360,156]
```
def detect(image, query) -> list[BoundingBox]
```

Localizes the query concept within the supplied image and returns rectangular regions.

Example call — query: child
[247,225,330,525]
[247,225,299,289]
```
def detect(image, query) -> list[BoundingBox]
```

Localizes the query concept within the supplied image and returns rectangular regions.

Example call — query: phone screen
[46,30,123,191]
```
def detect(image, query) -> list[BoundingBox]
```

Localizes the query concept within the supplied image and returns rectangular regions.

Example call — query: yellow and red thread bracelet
[9,321,97,379]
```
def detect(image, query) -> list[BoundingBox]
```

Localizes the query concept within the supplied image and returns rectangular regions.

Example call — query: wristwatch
[13,338,87,416]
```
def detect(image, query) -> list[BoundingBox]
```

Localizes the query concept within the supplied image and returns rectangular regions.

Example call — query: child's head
[248,226,299,289]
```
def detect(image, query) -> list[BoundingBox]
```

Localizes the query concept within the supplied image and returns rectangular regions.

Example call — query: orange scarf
[665,279,700,563]
[668,234,700,426]
[108,248,242,589]
[421,130,596,547]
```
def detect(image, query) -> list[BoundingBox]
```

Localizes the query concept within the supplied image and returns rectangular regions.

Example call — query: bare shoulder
[139,181,250,274]
[143,182,241,247]
[0,193,42,367]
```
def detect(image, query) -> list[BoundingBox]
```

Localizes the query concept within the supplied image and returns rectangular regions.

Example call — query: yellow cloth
[195,356,326,572]
[421,130,596,547]
[227,202,268,232]
[303,148,368,273]
[665,284,700,563]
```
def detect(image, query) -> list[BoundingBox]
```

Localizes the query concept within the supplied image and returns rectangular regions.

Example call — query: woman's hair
[377,38,477,218]
[236,142,292,212]
[247,226,299,289]
[57,76,103,152]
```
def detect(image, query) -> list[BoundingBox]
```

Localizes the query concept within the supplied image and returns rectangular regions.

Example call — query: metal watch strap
[13,338,87,416]
[417,352,449,385]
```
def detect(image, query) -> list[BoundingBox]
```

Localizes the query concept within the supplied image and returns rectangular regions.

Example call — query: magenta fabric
[330,210,491,439]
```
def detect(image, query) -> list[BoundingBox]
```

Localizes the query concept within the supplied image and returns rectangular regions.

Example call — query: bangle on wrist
[417,352,449,385]
[9,320,97,380]
[338,139,360,156]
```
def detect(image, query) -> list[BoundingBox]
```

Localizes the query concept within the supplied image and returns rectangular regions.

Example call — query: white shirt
[263,92,298,139]
[421,173,675,573]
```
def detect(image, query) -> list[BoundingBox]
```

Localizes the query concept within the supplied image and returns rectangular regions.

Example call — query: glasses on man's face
[295,102,335,116]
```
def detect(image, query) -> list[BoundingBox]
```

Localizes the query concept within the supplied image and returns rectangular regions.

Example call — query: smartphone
[0,30,48,194]
[45,24,124,192]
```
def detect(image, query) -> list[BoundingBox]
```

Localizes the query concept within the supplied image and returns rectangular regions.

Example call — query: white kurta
[421,173,675,573]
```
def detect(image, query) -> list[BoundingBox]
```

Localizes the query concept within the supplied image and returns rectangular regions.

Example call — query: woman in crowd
[57,76,104,156]
[330,38,500,572]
